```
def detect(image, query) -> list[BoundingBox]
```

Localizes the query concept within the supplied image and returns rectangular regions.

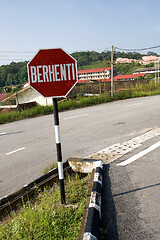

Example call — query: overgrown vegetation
[0,173,90,239]
[0,61,28,90]
[0,80,160,125]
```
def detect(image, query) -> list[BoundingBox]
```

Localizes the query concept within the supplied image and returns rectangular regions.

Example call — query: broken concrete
[68,158,102,173]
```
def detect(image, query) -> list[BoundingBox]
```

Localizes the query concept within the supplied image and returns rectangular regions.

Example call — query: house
[142,55,160,65]
[133,66,160,75]
[0,93,16,112]
[116,55,160,65]
[78,73,147,83]
[113,73,147,81]
[2,83,53,107]
[0,93,9,103]
[77,67,117,81]
[116,58,137,64]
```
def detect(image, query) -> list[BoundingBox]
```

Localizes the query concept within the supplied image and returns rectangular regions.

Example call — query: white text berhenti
[30,63,76,83]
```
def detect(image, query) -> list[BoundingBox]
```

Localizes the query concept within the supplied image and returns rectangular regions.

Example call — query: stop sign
[27,48,78,98]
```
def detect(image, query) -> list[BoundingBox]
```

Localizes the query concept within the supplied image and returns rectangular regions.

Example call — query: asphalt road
[0,95,160,205]
[101,132,160,239]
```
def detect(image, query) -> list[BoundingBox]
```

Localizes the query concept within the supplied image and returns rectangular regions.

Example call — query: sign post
[53,98,65,204]
[27,48,78,204]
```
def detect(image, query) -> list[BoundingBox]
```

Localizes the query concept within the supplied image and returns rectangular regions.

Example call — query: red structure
[28,48,78,98]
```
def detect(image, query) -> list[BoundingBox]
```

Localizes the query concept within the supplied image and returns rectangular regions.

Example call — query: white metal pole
[53,98,65,204]
[111,45,114,98]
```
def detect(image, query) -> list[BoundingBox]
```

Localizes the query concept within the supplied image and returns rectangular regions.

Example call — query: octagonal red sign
[27,48,78,98]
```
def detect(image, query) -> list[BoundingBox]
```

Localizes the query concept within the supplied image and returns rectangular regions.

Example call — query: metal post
[53,98,66,204]
[158,59,159,82]
[155,62,157,86]
[104,69,106,94]
[111,45,114,99]
[99,81,102,94]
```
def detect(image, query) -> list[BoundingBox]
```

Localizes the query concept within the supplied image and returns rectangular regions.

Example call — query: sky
[1,0,160,66]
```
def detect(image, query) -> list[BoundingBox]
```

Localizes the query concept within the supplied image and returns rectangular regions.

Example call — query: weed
[99,228,109,239]
[42,162,58,175]
[0,174,90,239]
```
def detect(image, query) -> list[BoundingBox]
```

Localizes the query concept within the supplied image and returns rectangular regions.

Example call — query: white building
[116,55,160,65]
[77,67,117,81]
[116,58,137,64]
[142,55,160,65]
[2,83,53,107]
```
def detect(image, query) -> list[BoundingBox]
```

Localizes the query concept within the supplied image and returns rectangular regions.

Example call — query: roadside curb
[83,160,103,240]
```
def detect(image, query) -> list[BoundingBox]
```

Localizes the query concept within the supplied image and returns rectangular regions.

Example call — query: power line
[0,51,35,53]
[0,59,29,61]
[1,45,160,63]
[114,44,160,52]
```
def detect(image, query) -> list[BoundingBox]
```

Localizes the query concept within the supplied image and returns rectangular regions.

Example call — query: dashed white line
[126,103,143,107]
[6,147,26,156]
[117,141,160,166]
[0,132,7,136]
[63,113,89,120]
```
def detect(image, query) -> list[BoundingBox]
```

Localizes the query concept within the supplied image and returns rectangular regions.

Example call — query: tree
[147,51,158,56]
[0,61,28,87]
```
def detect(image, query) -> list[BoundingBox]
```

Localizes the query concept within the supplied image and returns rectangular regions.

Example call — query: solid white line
[126,103,143,107]
[117,141,160,166]
[6,147,26,156]
[0,132,7,136]
[63,113,89,120]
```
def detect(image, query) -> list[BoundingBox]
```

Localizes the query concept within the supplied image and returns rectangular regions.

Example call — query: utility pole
[155,62,157,86]
[99,80,102,94]
[158,59,159,82]
[111,45,114,98]
[104,69,106,94]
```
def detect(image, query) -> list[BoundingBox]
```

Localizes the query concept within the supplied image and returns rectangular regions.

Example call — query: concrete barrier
[83,160,103,240]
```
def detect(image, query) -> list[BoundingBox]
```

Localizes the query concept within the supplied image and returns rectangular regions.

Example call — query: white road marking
[63,113,89,120]
[6,147,26,156]
[86,127,160,163]
[0,132,7,136]
[126,103,143,107]
[117,141,160,166]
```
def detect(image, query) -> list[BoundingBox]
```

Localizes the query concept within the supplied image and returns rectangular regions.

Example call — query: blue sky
[1,0,160,65]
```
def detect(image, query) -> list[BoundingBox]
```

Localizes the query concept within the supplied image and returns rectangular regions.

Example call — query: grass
[0,80,160,125]
[42,162,58,175]
[0,173,90,240]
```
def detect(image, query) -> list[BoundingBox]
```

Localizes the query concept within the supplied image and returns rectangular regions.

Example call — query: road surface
[101,127,160,239]
[0,95,160,200]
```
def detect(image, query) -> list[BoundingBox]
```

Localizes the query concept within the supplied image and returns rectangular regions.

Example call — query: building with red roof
[113,73,147,81]
[77,72,147,84]
[78,67,117,81]
[77,65,147,84]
